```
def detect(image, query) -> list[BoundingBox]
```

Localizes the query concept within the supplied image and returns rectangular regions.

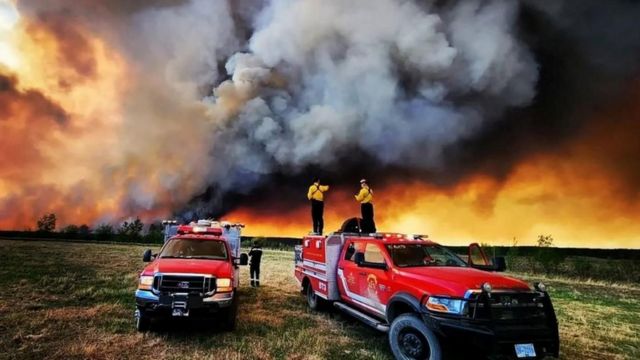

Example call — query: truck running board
[333,302,390,332]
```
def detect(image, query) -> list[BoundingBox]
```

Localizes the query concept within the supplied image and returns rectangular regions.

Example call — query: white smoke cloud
[6,0,539,222]
[201,0,538,197]
[100,0,242,212]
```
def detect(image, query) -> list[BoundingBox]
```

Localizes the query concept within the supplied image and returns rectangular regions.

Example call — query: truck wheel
[389,314,441,360]
[221,295,238,331]
[135,308,151,332]
[306,284,324,311]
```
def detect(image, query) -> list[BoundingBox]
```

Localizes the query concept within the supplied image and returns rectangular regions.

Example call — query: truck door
[468,243,491,266]
[467,243,506,271]
[223,226,242,287]
[358,242,392,316]
[337,240,365,306]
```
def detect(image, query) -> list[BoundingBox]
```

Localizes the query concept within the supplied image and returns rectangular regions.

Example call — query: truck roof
[311,232,438,245]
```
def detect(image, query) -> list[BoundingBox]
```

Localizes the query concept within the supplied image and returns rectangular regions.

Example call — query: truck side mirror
[142,249,152,262]
[239,253,249,266]
[354,252,365,265]
[493,256,507,272]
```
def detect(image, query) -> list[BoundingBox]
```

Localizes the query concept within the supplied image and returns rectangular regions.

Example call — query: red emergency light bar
[370,233,427,241]
[176,225,223,236]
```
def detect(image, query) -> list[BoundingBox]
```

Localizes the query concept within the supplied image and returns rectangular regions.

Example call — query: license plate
[515,343,536,358]
[172,299,189,317]
[172,308,189,317]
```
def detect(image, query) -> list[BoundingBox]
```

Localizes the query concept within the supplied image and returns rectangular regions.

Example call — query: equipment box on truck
[135,220,248,331]
[294,219,559,359]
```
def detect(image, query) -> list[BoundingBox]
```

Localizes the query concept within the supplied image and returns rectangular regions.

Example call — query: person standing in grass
[249,240,263,287]
[307,178,330,235]
[355,179,376,233]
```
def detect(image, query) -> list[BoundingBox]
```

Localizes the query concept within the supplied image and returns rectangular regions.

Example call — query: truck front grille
[153,274,215,294]
[468,292,546,322]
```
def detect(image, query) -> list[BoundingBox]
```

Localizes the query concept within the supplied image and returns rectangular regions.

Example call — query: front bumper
[135,289,234,317]
[421,291,559,359]
[424,313,559,358]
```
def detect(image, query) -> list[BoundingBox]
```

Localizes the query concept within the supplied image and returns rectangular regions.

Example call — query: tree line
[33,213,164,243]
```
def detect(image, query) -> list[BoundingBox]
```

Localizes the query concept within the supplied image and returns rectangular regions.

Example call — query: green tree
[60,224,80,235]
[95,223,114,241]
[78,224,91,236]
[535,234,564,274]
[36,213,56,232]
[144,222,164,243]
[537,234,554,247]
[118,218,144,241]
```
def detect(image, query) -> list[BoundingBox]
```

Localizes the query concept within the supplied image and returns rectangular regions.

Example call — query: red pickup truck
[294,221,559,359]
[135,220,248,331]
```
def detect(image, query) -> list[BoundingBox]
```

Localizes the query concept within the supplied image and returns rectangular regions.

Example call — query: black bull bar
[419,290,560,358]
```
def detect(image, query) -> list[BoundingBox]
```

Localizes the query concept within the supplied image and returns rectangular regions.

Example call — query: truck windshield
[386,244,467,267]
[159,239,228,260]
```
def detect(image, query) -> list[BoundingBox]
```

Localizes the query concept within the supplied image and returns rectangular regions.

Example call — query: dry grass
[0,240,638,359]
[515,274,640,360]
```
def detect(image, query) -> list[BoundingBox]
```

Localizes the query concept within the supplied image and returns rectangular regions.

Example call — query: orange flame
[228,163,640,249]
[0,3,639,251]
[0,13,134,228]
[1,9,215,229]
[229,85,640,249]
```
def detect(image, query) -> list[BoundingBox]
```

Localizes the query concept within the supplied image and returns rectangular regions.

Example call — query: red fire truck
[294,219,559,359]
[135,220,248,331]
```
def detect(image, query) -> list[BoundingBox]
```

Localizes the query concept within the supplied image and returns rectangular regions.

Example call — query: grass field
[0,240,638,360]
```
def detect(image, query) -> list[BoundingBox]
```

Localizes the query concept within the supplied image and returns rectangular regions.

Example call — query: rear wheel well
[301,277,310,293]
[387,301,417,323]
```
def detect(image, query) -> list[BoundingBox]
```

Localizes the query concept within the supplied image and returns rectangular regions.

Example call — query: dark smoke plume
[5,0,640,224]
[191,0,640,218]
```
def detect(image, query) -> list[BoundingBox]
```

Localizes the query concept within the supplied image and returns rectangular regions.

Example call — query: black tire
[306,283,324,311]
[135,308,151,332]
[221,294,238,331]
[389,314,441,360]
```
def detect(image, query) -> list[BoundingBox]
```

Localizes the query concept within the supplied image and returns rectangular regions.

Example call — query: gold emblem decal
[367,274,377,290]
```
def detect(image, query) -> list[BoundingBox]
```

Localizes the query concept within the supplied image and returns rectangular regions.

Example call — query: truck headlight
[425,296,467,315]
[216,278,233,293]
[138,275,154,290]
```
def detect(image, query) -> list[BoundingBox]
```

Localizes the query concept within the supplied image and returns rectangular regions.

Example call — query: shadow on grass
[144,285,391,359]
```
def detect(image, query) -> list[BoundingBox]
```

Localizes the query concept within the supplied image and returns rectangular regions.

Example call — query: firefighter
[355,179,376,233]
[307,178,330,235]
[249,240,263,287]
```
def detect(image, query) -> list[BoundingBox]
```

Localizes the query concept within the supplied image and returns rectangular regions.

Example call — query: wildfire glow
[0,1,19,69]
[0,1,638,251]
[229,161,640,249]
[0,1,18,30]
[0,5,133,228]
[228,92,640,249]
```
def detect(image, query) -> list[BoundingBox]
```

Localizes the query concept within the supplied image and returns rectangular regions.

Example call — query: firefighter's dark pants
[311,200,324,234]
[250,264,260,287]
[361,203,376,233]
